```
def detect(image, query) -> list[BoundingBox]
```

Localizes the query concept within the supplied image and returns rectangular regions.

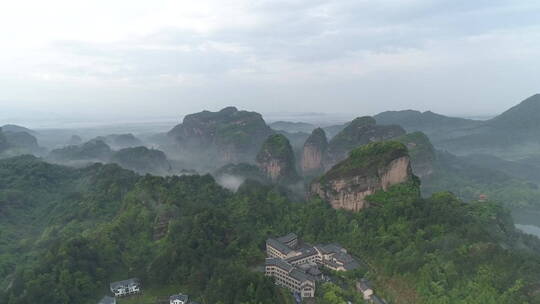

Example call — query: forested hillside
[1,155,539,304]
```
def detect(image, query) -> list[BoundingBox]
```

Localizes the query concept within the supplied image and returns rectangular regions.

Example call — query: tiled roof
[267,238,294,255]
[266,257,294,272]
[169,294,189,301]
[110,278,139,290]
[277,233,297,244]
[285,246,317,263]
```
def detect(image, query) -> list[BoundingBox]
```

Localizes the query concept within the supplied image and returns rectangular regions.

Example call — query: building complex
[265,233,359,299]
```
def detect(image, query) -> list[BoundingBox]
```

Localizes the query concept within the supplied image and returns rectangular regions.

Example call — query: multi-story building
[265,233,360,299]
[265,258,316,298]
[314,244,360,271]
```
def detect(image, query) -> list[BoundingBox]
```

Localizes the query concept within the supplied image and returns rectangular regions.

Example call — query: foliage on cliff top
[319,141,410,182]
[256,134,295,162]
[304,127,328,149]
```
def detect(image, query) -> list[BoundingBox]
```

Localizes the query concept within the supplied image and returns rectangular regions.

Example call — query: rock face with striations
[326,116,405,168]
[167,107,273,167]
[311,141,413,212]
[301,128,328,176]
[256,134,299,184]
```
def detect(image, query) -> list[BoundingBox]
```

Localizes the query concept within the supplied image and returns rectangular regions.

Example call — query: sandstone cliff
[301,128,328,176]
[326,116,405,168]
[311,141,413,212]
[256,134,299,184]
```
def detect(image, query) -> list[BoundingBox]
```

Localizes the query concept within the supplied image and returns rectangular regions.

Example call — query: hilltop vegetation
[0,151,539,304]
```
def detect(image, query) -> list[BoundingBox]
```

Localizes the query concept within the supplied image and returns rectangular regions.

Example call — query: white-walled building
[110,278,141,297]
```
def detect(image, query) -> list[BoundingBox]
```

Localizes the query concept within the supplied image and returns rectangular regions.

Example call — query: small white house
[110,278,141,297]
[357,279,374,300]
[170,294,189,304]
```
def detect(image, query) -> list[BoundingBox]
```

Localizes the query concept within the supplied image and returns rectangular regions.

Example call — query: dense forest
[1,155,540,304]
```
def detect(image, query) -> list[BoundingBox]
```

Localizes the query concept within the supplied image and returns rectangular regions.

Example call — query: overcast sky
[1,0,539,125]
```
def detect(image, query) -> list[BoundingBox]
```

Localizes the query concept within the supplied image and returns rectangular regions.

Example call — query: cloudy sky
[1,0,539,125]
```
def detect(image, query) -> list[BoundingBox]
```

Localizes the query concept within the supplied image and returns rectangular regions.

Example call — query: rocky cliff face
[256,134,299,184]
[167,107,273,168]
[301,128,328,176]
[326,116,405,168]
[311,141,413,212]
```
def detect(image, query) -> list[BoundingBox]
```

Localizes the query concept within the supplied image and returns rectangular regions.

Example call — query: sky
[1,0,539,126]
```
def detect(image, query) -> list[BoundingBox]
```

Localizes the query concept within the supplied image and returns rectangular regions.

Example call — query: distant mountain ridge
[374,94,540,159]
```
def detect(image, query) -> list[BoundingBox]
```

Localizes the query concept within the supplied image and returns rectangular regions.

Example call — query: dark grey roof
[289,268,312,283]
[343,260,360,271]
[334,252,354,263]
[285,246,317,263]
[266,238,293,255]
[169,294,189,301]
[266,257,294,272]
[110,278,139,290]
[277,233,297,244]
[371,295,387,304]
[98,296,116,304]
[358,279,373,292]
[322,243,346,254]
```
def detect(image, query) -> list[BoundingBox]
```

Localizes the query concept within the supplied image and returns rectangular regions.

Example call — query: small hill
[312,141,414,211]
[326,116,405,166]
[111,146,171,175]
[49,139,113,163]
[1,124,37,135]
[4,131,39,151]
[256,134,299,184]
[92,133,143,150]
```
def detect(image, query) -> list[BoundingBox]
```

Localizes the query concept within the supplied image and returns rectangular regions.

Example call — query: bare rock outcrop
[256,134,299,184]
[311,141,413,212]
[301,128,328,176]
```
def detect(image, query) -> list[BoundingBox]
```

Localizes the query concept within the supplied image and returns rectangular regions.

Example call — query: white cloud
[0,0,539,120]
